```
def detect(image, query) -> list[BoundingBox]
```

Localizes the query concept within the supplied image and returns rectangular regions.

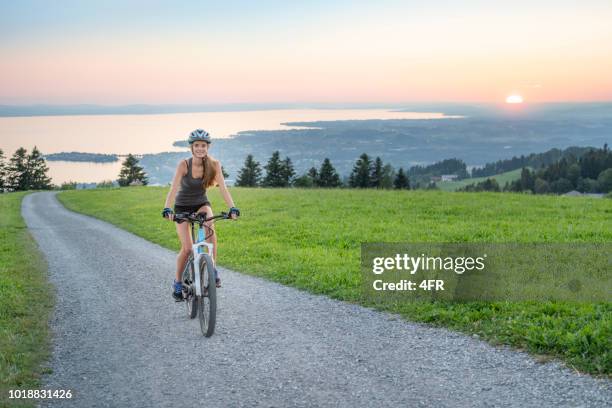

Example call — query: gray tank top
[175,158,209,206]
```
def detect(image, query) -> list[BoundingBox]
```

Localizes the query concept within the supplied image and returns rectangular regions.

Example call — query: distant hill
[151,115,610,185]
[0,103,406,117]
[471,146,594,177]
[44,152,118,163]
[3,101,610,118]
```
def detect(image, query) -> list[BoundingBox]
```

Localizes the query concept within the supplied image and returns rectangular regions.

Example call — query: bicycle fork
[192,228,214,297]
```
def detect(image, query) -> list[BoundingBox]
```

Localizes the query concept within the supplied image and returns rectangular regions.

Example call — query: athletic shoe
[214,267,221,288]
[172,280,183,302]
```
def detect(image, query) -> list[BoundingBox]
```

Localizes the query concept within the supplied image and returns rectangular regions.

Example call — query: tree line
[0,147,150,191]
[4,144,609,195]
[235,151,410,189]
[471,146,594,178]
[0,147,53,192]
[459,144,612,194]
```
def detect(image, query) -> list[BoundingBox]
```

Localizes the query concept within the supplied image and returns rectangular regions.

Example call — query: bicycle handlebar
[173,211,229,224]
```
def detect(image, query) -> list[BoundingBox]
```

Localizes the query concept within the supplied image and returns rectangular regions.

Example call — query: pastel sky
[1,0,611,105]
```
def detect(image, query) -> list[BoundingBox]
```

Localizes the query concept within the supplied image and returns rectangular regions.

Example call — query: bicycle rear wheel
[198,253,216,337]
[185,260,197,319]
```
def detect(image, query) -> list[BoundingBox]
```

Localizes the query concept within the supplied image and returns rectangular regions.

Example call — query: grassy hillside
[0,193,54,407]
[57,187,612,375]
[438,168,525,191]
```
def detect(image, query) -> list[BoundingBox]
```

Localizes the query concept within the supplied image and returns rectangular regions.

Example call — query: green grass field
[438,168,525,191]
[57,187,612,375]
[0,192,54,408]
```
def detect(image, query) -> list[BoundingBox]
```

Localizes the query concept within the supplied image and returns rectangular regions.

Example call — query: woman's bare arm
[215,161,235,208]
[164,160,187,209]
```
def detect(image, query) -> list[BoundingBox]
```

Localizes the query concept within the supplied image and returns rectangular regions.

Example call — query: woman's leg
[175,221,193,282]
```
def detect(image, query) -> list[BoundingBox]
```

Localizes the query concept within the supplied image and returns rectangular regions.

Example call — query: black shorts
[174,202,211,215]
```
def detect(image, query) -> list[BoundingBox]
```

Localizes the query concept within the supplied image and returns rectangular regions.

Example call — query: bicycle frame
[185,222,214,297]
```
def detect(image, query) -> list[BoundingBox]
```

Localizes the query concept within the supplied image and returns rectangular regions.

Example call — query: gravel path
[23,191,610,408]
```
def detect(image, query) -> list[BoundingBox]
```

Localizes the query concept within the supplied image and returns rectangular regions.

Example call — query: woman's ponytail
[201,155,218,189]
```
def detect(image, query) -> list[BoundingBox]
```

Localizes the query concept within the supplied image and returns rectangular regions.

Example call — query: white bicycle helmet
[188,129,212,144]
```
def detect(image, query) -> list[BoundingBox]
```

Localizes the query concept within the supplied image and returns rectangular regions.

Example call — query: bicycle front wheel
[198,253,217,337]
[185,260,197,319]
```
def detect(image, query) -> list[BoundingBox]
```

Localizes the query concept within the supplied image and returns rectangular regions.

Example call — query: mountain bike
[174,211,228,337]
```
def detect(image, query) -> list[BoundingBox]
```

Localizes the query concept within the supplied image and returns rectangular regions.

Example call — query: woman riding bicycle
[162,129,240,301]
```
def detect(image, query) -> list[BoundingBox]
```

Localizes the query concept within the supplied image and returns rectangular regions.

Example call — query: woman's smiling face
[191,141,209,158]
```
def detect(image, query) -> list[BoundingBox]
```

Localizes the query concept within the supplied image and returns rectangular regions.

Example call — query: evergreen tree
[550,178,573,194]
[567,163,581,187]
[27,146,52,190]
[308,167,319,183]
[281,157,296,186]
[318,158,341,187]
[221,166,229,179]
[534,178,551,194]
[293,173,314,188]
[481,178,500,192]
[505,179,520,192]
[235,154,262,187]
[579,144,612,180]
[349,153,371,188]
[0,149,6,192]
[292,167,319,188]
[370,157,384,188]
[118,154,148,186]
[394,167,410,189]
[380,164,395,189]
[6,148,29,191]
[580,148,602,179]
[576,177,599,193]
[519,167,535,192]
[348,173,355,188]
[262,151,286,187]
[597,168,612,193]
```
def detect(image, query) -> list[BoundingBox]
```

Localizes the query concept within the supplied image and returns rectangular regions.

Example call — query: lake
[0,109,456,184]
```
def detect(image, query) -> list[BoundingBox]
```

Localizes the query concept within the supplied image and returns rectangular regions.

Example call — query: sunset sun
[506,94,524,104]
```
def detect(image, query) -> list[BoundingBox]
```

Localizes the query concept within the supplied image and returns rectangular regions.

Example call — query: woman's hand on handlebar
[228,207,240,220]
[162,207,174,221]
